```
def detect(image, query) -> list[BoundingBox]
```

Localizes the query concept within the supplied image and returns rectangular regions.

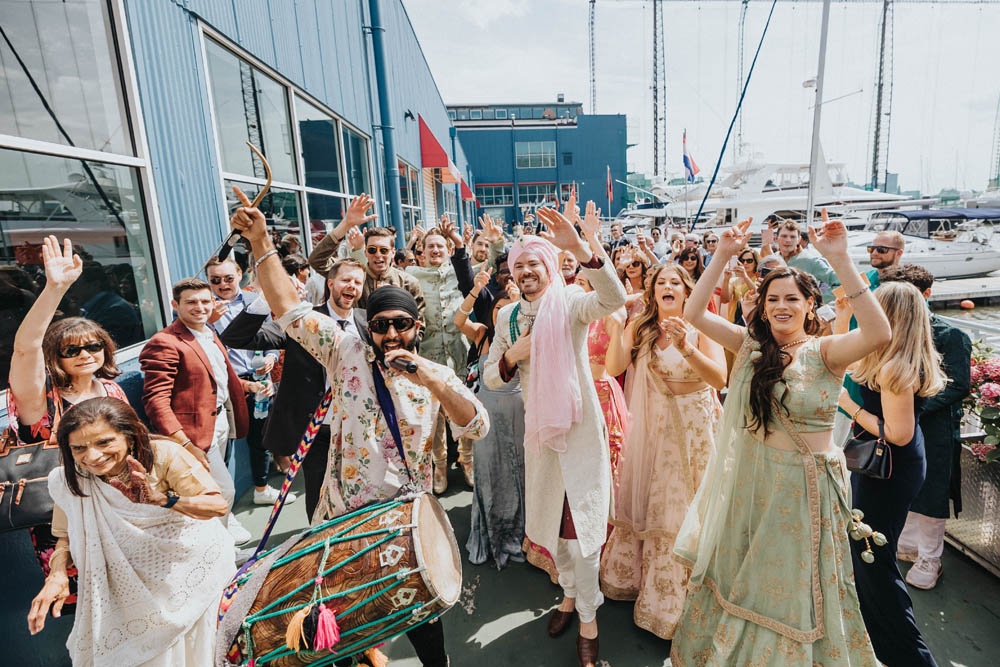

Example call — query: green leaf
[986,448,1000,463]
[981,407,1000,420]
[985,435,999,446]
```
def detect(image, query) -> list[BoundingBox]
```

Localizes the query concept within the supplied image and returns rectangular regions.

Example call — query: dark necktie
[337,319,348,330]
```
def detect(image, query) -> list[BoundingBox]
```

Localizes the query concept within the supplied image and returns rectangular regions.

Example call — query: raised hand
[808,208,848,259]
[40,236,83,291]
[463,223,475,246]
[108,456,166,506]
[717,217,753,258]
[660,316,690,350]
[207,298,228,324]
[347,226,364,251]
[479,213,503,242]
[438,214,462,247]
[344,193,378,229]
[472,266,492,295]
[535,207,587,257]
[230,186,268,244]
[580,201,601,241]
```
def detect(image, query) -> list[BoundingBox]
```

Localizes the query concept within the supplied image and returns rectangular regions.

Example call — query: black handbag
[843,417,892,479]
[0,425,60,532]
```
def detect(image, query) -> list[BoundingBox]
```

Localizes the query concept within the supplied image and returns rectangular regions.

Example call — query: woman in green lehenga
[672,213,892,666]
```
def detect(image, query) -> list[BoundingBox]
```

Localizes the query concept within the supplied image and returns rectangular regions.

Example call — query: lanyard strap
[371,361,414,483]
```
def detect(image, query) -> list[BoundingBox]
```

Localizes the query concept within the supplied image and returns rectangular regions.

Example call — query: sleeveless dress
[466,350,527,569]
[600,328,722,639]
[851,384,938,666]
[672,337,879,666]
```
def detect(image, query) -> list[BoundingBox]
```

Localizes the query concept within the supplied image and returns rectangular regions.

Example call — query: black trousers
[333,619,446,666]
[244,393,271,487]
[303,424,331,519]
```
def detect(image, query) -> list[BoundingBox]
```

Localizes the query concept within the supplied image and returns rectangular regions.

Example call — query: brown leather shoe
[577,634,599,666]
[547,608,574,637]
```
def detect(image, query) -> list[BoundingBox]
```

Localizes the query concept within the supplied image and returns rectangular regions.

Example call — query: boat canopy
[868,208,1000,238]
[871,208,1000,221]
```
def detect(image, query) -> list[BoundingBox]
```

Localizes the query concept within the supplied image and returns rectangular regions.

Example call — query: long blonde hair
[852,281,945,397]
[630,264,695,364]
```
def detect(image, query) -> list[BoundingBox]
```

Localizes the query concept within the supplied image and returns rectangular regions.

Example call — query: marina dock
[928,274,1000,307]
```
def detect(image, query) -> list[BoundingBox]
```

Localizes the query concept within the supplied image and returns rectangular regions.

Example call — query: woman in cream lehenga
[599,262,727,639]
[671,212,891,665]
[28,398,235,666]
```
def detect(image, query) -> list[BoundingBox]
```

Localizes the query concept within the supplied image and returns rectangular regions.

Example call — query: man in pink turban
[483,206,626,667]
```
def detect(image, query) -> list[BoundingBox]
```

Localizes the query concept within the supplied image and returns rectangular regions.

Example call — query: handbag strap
[371,361,414,483]
[232,386,334,579]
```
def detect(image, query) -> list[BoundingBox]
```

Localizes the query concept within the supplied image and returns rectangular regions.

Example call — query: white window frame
[199,24,376,253]
[495,108,507,120]
[0,0,172,347]
[515,140,556,169]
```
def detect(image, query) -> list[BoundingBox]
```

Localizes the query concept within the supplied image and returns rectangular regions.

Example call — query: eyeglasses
[629,261,644,268]
[705,239,718,245]
[867,245,900,254]
[414,249,423,256]
[369,316,416,335]
[59,341,104,358]
[680,255,697,262]
[210,276,237,285]
[366,246,392,256]
[739,257,756,264]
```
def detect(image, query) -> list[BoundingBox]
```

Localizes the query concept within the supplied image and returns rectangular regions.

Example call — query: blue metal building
[447,99,628,226]
[0,1,474,663]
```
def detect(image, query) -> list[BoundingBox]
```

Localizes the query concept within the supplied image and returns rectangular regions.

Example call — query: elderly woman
[7,236,129,598]
[28,398,234,666]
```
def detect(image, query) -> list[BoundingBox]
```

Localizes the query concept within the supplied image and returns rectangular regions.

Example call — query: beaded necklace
[508,302,535,342]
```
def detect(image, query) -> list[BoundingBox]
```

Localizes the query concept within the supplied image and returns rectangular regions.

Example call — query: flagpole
[806,0,832,228]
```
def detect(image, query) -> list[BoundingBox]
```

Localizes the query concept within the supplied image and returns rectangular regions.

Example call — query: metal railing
[937,315,1000,349]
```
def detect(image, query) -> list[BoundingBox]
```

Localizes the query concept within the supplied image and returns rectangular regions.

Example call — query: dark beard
[373,335,419,367]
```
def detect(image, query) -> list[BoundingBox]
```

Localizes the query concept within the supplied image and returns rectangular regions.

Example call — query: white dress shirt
[185,324,229,405]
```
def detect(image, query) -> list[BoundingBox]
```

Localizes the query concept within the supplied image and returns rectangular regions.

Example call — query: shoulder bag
[843,417,892,479]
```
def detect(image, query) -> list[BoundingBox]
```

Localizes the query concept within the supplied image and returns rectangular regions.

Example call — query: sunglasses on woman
[629,260,644,268]
[59,341,104,358]
[739,257,756,264]
[369,316,416,335]
[366,246,392,256]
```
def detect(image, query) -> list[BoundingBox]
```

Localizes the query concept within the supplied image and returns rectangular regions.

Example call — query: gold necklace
[101,466,130,484]
[779,336,813,351]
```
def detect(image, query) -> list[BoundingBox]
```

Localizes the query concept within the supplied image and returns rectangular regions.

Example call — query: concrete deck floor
[234,465,1000,667]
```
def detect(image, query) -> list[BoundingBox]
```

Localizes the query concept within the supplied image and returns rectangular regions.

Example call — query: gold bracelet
[852,405,864,422]
[680,347,695,359]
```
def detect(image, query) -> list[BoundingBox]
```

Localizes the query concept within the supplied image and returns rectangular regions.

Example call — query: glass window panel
[483,109,494,120]
[398,160,410,206]
[470,109,482,120]
[495,109,507,120]
[225,180,303,256]
[295,96,342,192]
[341,127,371,196]
[253,70,296,184]
[304,191,347,247]
[0,149,162,388]
[409,166,420,208]
[448,110,456,120]
[0,0,131,155]
[206,41,254,176]
[457,109,469,120]
[514,143,527,156]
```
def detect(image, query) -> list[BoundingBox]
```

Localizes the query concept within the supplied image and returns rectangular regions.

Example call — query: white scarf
[48,468,235,667]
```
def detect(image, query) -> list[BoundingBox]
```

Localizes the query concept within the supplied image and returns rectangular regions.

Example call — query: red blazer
[139,319,249,450]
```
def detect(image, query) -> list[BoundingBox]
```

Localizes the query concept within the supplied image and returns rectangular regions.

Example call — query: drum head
[412,494,462,605]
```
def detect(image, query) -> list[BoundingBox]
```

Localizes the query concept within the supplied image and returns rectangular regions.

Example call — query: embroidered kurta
[405,263,469,372]
[277,302,489,522]
[483,259,627,559]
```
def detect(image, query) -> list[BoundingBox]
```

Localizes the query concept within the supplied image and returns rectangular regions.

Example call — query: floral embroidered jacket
[277,302,489,522]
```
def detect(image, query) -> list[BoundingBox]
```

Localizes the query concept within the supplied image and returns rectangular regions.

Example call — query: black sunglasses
[210,275,237,285]
[866,245,900,254]
[369,316,416,335]
[367,246,392,256]
[739,257,756,264]
[59,341,104,358]
[759,266,774,278]
[704,239,718,244]
[629,260,644,268]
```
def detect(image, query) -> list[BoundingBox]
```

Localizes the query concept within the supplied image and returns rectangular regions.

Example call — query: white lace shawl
[48,468,235,667]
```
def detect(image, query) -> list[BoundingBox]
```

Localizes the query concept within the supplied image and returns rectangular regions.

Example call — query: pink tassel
[312,604,341,650]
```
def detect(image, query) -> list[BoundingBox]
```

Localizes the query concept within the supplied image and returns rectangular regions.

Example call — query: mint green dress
[672,337,878,666]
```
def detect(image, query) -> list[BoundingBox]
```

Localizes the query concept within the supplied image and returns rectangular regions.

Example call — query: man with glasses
[308,195,425,318]
[229,192,488,667]
[650,226,669,259]
[205,257,292,510]
[867,230,905,270]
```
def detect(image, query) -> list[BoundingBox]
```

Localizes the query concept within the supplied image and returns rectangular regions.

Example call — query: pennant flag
[683,129,700,183]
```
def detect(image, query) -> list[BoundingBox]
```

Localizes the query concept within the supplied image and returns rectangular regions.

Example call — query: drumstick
[213,141,273,262]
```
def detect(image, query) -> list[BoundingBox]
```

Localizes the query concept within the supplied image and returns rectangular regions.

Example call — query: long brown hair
[676,248,704,280]
[630,264,696,364]
[745,267,822,433]
[43,317,120,389]
[56,397,155,497]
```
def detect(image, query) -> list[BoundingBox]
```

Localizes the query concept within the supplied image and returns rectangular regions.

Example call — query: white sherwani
[484,259,627,558]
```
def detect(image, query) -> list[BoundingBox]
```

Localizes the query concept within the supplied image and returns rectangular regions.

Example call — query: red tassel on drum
[312,604,341,650]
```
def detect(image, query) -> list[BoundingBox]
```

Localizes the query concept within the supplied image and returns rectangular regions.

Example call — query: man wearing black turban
[229,190,489,667]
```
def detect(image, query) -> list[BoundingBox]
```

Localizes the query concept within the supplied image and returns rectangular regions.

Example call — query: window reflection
[296,96,342,193]
[224,181,303,268]
[0,149,161,389]
[205,40,295,184]
[0,0,131,155]
[342,127,371,196]
[305,192,346,246]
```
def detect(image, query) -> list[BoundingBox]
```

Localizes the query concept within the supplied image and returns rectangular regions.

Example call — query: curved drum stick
[215,141,272,262]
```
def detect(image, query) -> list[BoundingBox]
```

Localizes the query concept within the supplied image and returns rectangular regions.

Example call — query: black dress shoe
[547,608,575,637]
[577,634,599,666]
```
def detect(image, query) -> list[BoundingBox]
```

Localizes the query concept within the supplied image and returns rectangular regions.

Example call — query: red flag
[606,165,613,202]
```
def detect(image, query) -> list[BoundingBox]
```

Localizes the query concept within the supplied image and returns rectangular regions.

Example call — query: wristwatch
[163,491,180,509]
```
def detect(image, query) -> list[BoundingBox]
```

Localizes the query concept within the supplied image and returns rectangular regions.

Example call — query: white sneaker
[253,485,297,506]
[905,556,942,590]
[227,514,253,546]
[896,546,918,563]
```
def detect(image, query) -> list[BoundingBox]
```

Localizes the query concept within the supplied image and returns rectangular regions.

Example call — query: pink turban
[508,235,583,454]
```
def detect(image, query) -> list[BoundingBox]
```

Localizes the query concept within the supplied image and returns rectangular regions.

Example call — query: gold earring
[807,311,815,321]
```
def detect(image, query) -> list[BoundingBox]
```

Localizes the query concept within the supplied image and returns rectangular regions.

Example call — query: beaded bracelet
[845,286,868,300]
[254,248,278,269]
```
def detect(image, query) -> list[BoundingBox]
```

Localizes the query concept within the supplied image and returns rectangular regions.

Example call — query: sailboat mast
[806,0,833,227]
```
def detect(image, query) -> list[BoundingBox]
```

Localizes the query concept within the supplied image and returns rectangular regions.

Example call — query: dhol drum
[219,494,461,666]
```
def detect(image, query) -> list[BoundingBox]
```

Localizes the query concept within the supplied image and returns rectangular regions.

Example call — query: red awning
[460,179,474,201]
[419,115,449,168]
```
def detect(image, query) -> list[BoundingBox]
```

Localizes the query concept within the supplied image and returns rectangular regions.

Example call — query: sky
[402,0,1000,195]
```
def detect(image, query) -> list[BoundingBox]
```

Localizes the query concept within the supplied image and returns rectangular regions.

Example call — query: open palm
[536,207,585,253]
[41,236,83,289]
[809,209,848,258]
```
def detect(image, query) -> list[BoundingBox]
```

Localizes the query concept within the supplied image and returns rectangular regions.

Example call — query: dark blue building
[447,99,627,226]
